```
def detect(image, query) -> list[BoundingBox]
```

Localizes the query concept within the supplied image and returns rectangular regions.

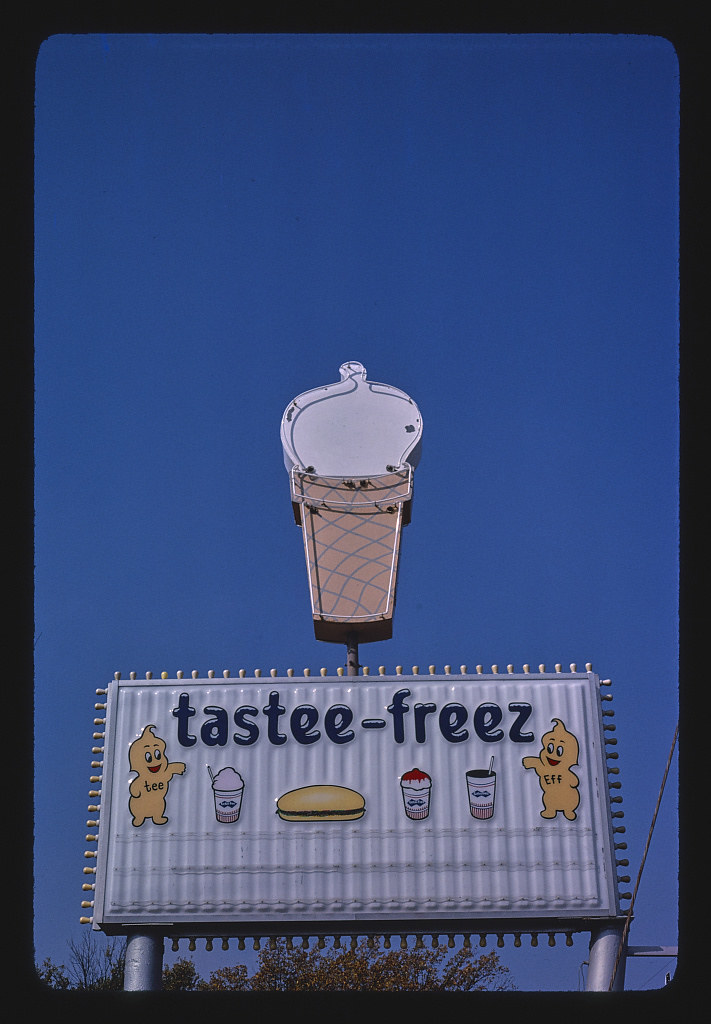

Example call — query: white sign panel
[280,360,423,477]
[92,672,620,932]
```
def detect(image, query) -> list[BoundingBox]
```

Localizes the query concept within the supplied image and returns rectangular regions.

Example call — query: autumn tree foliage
[38,934,515,992]
[36,933,125,991]
[162,937,514,992]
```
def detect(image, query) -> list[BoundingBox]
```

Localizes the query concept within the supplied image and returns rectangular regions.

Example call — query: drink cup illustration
[400,768,431,819]
[208,766,244,823]
[466,758,496,819]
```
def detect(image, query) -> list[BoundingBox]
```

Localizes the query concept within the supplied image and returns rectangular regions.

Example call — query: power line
[608,720,678,991]
[638,958,675,990]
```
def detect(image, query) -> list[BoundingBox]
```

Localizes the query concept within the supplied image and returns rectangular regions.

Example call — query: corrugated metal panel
[92,673,619,930]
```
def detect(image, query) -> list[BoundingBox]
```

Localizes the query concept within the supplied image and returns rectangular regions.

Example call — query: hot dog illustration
[276,784,365,822]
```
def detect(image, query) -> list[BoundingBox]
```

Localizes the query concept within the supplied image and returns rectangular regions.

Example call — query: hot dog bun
[276,785,365,821]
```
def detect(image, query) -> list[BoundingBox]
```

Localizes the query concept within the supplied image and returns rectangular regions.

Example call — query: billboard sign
[90,670,621,934]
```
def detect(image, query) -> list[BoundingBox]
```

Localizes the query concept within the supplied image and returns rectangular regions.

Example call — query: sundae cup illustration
[466,757,496,820]
[281,361,422,643]
[400,768,431,819]
[208,766,244,823]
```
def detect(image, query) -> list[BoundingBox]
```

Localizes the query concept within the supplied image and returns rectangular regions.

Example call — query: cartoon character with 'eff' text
[522,718,580,820]
[128,724,185,826]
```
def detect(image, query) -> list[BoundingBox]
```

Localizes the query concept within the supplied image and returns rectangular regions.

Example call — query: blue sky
[33,33,679,991]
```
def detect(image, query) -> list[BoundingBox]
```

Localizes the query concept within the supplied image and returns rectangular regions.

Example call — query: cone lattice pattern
[291,469,412,642]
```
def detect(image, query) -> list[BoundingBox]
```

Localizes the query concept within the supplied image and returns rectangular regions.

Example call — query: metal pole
[124,931,164,991]
[346,631,359,676]
[586,922,627,991]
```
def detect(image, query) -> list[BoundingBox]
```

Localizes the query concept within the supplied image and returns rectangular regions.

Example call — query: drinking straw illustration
[489,756,495,774]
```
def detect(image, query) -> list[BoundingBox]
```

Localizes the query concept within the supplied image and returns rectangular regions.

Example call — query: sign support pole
[346,631,359,676]
[124,931,164,991]
[586,922,627,991]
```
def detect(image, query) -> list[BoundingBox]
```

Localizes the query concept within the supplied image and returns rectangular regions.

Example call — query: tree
[201,937,515,992]
[197,963,250,991]
[162,957,206,991]
[36,933,125,991]
[36,957,71,990]
[38,934,515,992]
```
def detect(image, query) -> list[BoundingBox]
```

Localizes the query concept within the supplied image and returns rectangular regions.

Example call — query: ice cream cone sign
[280,362,423,643]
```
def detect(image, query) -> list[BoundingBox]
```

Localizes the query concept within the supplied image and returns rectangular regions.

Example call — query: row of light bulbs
[165,931,577,951]
[111,662,598,680]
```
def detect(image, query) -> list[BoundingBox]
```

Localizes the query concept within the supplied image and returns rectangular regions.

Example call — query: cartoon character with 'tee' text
[128,724,185,826]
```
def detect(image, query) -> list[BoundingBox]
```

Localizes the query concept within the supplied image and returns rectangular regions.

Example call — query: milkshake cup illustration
[466,757,496,819]
[208,766,244,823]
[400,768,431,819]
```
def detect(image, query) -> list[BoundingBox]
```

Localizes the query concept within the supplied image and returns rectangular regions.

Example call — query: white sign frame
[91,671,621,935]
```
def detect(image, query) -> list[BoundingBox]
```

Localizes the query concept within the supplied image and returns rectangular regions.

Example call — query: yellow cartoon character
[128,724,186,826]
[522,718,580,820]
